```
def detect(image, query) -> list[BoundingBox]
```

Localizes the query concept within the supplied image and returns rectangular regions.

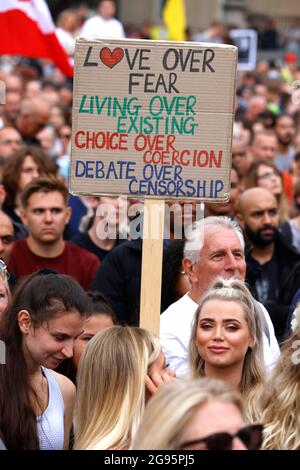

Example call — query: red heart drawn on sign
[100,47,124,68]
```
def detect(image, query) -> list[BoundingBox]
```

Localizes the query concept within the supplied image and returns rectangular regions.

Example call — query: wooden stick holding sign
[71,38,237,334]
[139,199,165,335]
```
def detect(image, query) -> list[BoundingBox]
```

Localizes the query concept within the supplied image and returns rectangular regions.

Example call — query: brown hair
[20,175,69,209]
[2,145,57,208]
[243,159,290,222]
[0,271,89,449]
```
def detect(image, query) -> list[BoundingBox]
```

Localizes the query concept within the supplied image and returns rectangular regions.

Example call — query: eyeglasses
[257,170,280,180]
[180,424,264,451]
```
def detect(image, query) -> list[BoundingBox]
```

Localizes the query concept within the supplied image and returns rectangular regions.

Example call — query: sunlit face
[19,155,40,191]
[0,276,9,319]
[72,313,114,370]
[196,300,253,369]
[21,310,84,369]
[189,229,246,297]
[180,400,247,450]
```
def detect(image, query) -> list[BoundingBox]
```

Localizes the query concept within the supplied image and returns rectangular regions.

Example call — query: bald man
[237,187,300,341]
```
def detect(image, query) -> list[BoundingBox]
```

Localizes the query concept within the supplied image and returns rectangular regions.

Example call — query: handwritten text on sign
[70,38,237,200]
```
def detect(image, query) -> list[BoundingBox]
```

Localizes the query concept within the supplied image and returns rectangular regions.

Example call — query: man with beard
[274,113,296,172]
[237,187,300,341]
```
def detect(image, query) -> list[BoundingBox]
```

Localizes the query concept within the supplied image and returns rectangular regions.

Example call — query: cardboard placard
[70,37,237,201]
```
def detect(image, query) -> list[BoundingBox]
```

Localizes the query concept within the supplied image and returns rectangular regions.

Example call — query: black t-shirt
[253,253,279,304]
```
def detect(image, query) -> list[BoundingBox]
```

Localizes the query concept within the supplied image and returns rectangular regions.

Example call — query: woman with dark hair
[2,145,57,224]
[243,159,290,222]
[56,291,117,383]
[0,271,89,449]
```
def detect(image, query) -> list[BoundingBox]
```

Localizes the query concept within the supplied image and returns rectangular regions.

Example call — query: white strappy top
[36,367,64,450]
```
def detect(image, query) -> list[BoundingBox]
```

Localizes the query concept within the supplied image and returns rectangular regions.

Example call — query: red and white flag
[0,0,73,77]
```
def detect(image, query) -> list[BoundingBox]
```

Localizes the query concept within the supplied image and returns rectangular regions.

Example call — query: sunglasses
[180,424,263,451]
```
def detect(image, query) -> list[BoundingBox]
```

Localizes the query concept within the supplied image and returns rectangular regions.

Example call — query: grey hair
[184,216,245,265]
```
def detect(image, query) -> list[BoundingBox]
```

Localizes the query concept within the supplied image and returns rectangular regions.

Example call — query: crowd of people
[1,0,300,451]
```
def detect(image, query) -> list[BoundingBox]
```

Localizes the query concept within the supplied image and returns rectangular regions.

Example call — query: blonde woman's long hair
[261,322,300,449]
[189,278,265,423]
[131,378,244,450]
[74,326,161,450]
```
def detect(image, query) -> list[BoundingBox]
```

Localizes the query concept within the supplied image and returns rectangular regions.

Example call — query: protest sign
[70,37,237,202]
[71,38,237,333]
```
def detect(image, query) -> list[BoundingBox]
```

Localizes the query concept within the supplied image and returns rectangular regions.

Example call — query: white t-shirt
[160,293,280,377]
[81,16,125,39]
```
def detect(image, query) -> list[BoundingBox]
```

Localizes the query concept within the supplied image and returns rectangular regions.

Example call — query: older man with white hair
[160,216,280,376]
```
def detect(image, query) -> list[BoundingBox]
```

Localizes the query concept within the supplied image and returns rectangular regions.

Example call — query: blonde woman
[74,326,175,450]
[189,278,265,423]
[131,378,264,450]
[261,306,300,449]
